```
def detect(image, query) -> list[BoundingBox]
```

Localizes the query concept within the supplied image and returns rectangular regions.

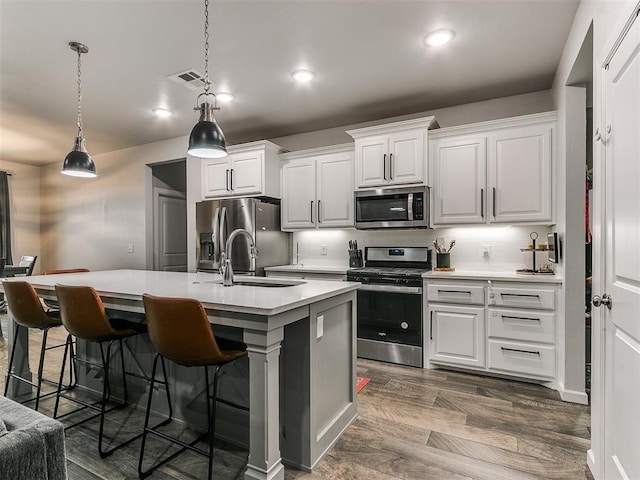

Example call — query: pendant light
[188,0,227,159]
[62,42,96,178]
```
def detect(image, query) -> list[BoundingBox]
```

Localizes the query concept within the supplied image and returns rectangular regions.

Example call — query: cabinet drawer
[427,284,484,305]
[487,339,555,379]
[488,308,555,344]
[488,286,555,310]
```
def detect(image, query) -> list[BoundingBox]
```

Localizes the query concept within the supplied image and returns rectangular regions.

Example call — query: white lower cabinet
[429,304,485,368]
[426,278,560,385]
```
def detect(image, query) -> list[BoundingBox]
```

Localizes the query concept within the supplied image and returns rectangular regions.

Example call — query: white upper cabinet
[201,140,282,199]
[281,144,354,231]
[431,136,487,224]
[430,112,555,226]
[347,116,438,189]
[488,123,552,223]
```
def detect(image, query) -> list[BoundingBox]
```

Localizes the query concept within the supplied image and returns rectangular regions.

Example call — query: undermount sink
[194,277,304,288]
[233,278,305,288]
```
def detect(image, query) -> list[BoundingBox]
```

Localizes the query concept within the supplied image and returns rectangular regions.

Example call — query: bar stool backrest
[43,269,90,275]
[3,280,57,328]
[55,284,119,341]
[142,294,227,366]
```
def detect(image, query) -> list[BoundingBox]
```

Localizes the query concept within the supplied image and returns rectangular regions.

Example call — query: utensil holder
[349,249,363,268]
[436,253,450,268]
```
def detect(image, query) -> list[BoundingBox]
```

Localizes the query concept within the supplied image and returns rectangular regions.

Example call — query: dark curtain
[0,172,13,265]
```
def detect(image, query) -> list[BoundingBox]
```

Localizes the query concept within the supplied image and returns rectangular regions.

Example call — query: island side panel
[281,291,357,470]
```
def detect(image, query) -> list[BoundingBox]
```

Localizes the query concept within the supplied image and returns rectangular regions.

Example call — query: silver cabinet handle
[389,153,393,180]
[230,168,234,190]
[480,188,484,219]
[502,315,541,322]
[310,201,314,223]
[383,154,387,180]
[318,200,322,223]
[501,347,540,356]
[225,169,230,191]
[592,294,612,309]
[492,187,496,218]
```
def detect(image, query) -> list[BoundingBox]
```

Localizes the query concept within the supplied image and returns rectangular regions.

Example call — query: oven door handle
[357,285,422,294]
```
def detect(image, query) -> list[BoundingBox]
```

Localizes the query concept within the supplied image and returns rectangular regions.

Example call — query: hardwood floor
[0,315,593,479]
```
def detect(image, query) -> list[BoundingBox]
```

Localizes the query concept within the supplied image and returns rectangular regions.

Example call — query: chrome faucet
[220,229,258,286]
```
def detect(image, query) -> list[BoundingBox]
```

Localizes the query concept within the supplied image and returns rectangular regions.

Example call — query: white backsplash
[292,225,553,272]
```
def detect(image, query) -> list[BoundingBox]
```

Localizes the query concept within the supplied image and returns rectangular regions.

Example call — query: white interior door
[601,13,640,480]
[154,188,187,271]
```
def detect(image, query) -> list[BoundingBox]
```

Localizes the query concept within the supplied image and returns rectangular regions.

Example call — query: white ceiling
[0,0,579,167]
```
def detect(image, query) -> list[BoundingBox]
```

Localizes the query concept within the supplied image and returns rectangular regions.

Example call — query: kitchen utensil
[447,239,456,252]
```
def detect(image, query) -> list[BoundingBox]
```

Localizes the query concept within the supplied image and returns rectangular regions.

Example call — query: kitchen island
[3,270,360,480]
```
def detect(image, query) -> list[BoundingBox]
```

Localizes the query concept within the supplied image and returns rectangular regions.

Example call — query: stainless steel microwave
[355,186,430,229]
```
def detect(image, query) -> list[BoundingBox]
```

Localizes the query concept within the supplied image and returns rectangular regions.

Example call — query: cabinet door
[229,150,263,196]
[281,159,316,230]
[355,136,388,188]
[388,130,424,185]
[202,159,231,197]
[488,123,552,223]
[432,136,486,225]
[317,152,354,228]
[429,304,485,368]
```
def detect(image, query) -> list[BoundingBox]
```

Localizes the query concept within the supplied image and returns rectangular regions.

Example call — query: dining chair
[14,255,37,277]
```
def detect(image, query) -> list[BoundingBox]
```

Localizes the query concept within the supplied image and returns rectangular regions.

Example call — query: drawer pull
[438,290,472,295]
[502,315,541,322]
[500,293,540,299]
[501,347,540,356]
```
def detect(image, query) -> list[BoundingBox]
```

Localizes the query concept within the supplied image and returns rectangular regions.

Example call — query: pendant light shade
[62,136,96,177]
[62,41,96,178]
[188,0,228,159]
[188,100,227,158]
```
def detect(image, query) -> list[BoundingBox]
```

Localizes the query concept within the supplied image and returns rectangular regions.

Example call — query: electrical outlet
[320,244,328,256]
[482,245,491,257]
[127,243,134,253]
[317,315,324,339]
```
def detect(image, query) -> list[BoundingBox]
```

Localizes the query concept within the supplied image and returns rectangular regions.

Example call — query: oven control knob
[401,322,409,329]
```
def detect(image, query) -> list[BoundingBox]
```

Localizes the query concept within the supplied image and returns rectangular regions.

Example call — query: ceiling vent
[167,69,206,91]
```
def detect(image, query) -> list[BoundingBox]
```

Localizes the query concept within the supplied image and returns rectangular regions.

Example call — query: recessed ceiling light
[292,70,315,83]
[216,92,235,103]
[424,29,455,47]
[153,108,173,118]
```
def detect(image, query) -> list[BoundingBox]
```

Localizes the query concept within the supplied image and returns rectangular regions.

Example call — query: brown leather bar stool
[138,293,248,479]
[53,284,149,458]
[2,280,75,411]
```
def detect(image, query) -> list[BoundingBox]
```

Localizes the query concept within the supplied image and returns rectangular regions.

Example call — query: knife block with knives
[348,240,363,268]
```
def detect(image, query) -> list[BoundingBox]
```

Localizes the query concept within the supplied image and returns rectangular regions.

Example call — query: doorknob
[592,294,613,309]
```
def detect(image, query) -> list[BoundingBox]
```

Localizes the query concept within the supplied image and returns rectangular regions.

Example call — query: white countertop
[264,265,349,274]
[422,270,562,283]
[8,269,360,316]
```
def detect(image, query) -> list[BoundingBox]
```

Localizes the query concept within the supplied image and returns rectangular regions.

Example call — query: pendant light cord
[76,48,84,136]
[203,0,211,95]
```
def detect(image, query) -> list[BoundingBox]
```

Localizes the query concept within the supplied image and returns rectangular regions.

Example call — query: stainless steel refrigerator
[196,197,290,275]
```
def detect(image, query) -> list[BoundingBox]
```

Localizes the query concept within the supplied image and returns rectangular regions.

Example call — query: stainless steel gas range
[347,246,432,368]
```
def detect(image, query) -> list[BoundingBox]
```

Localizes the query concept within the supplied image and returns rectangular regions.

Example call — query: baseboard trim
[587,449,598,479]
[559,387,589,405]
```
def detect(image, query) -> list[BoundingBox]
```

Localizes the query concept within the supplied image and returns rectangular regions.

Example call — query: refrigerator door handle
[219,207,227,261]
[212,207,220,263]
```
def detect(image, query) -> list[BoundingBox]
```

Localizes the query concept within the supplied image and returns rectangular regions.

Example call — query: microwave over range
[355,185,430,229]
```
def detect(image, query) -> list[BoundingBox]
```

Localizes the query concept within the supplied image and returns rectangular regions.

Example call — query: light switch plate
[127,243,135,253]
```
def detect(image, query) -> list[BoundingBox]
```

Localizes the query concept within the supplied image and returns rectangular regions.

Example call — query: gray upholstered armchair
[0,396,67,479]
